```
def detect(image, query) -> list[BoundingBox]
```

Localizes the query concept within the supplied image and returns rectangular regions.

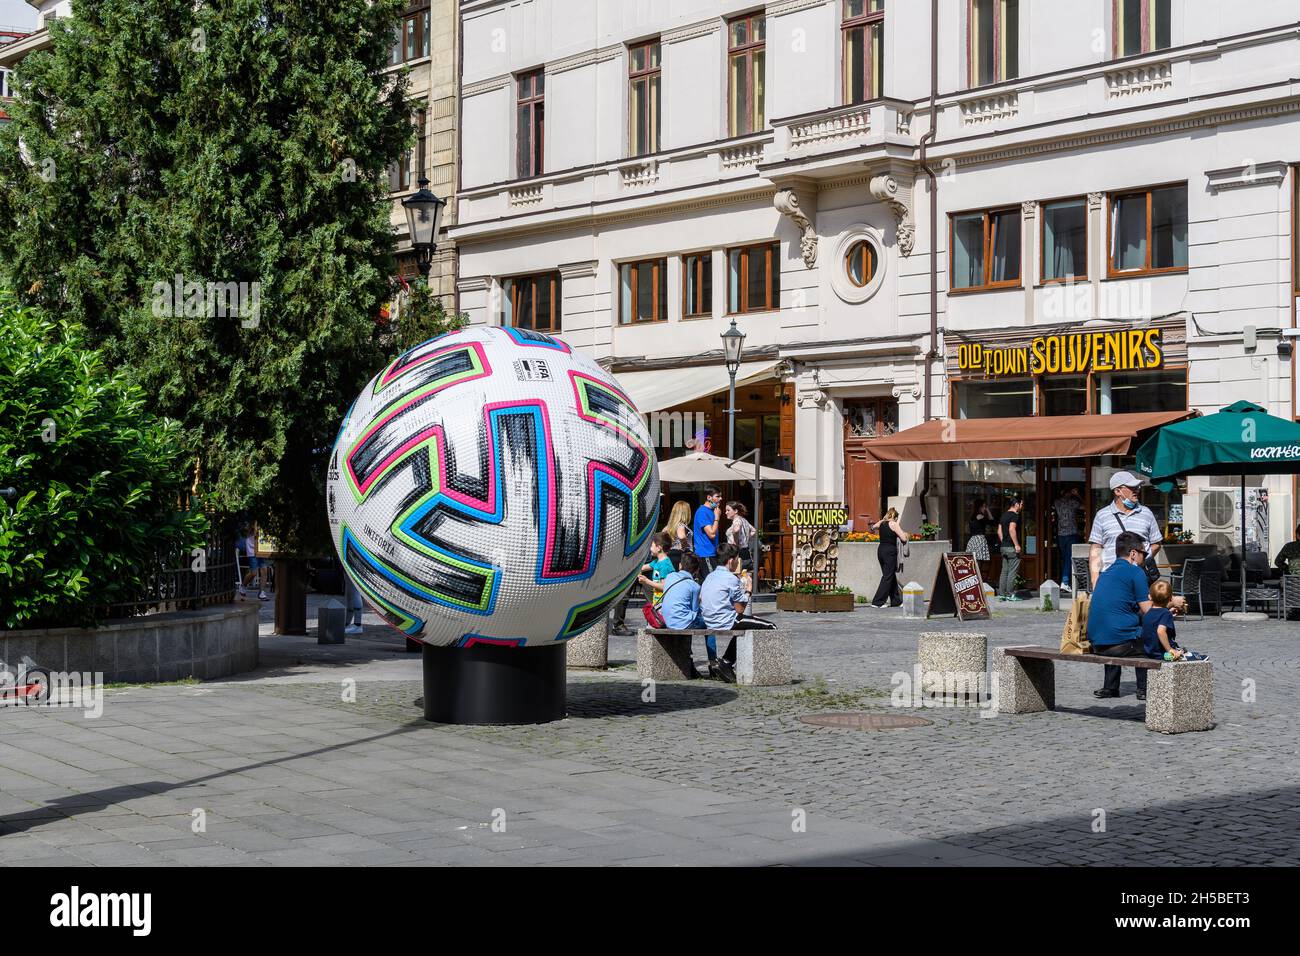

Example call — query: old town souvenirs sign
[956,328,1164,378]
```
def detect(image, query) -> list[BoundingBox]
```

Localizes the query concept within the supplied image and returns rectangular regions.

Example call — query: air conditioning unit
[1198,488,1238,554]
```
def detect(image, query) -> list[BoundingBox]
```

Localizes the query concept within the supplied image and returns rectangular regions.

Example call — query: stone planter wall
[1,602,260,683]
[837,540,953,603]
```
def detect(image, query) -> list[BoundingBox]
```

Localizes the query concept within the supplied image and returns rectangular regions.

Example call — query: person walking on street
[693,487,722,574]
[1087,471,1162,589]
[997,497,1024,600]
[1088,531,1154,700]
[1053,486,1083,586]
[868,508,909,608]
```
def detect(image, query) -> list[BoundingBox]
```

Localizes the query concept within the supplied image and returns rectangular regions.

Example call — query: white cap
[1109,470,1145,491]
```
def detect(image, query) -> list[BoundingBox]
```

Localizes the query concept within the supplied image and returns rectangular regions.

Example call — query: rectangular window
[619,259,668,324]
[1092,368,1187,414]
[389,103,426,193]
[1115,0,1171,57]
[502,273,562,333]
[516,68,545,178]
[391,8,431,65]
[955,378,1034,419]
[727,243,780,314]
[1040,198,1088,283]
[682,253,713,318]
[950,207,1021,291]
[1108,184,1187,276]
[728,14,766,135]
[969,0,1019,87]
[629,40,661,156]
[842,0,884,105]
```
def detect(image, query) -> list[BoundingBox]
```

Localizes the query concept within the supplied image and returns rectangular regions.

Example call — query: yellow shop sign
[956,328,1163,377]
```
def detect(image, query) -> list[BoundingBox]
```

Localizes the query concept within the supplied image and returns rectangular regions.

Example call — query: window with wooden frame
[682,253,713,318]
[950,207,1021,291]
[516,68,545,178]
[502,272,562,333]
[844,239,878,287]
[389,102,426,193]
[969,0,1019,87]
[628,40,661,156]
[1293,166,1299,296]
[1114,0,1171,58]
[1108,184,1187,277]
[391,6,431,65]
[619,258,668,324]
[728,13,766,136]
[1040,197,1088,283]
[728,243,780,314]
[842,0,884,105]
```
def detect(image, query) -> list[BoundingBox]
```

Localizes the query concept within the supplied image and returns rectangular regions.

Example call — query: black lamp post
[401,176,447,282]
[721,318,746,458]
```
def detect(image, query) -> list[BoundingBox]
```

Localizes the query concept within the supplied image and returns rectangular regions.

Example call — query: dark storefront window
[955,378,1034,418]
[1093,369,1187,414]
[1040,375,1088,416]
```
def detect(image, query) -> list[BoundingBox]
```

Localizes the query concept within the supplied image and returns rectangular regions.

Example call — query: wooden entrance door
[843,398,898,532]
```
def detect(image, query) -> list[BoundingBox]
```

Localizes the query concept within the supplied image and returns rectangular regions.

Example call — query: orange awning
[857,410,1194,463]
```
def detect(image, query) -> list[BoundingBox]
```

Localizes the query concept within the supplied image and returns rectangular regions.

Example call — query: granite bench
[638,627,791,685]
[996,645,1213,733]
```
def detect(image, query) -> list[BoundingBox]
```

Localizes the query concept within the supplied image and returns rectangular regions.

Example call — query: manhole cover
[799,712,932,730]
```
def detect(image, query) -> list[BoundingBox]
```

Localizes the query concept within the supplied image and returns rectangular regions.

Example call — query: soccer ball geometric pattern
[326,325,659,648]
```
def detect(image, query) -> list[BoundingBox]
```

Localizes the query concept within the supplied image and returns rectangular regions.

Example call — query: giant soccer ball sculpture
[326,326,659,723]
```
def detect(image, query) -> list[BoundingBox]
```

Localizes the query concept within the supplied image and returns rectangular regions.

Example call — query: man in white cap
[1088,470,1162,588]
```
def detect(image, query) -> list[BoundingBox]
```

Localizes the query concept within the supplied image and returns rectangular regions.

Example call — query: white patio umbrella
[656,451,808,484]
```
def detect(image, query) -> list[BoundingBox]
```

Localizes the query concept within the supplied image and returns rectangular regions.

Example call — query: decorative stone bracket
[774,188,818,269]
[869,174,915,256]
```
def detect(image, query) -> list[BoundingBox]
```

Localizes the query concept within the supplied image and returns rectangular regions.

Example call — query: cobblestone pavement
[2,595,1297,866]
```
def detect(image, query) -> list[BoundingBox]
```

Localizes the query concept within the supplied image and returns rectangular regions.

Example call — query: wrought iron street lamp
[721,318,746,458]
[401,177,447,281]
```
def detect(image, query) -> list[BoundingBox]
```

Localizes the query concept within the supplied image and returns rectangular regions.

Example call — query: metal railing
[99,530,239,618]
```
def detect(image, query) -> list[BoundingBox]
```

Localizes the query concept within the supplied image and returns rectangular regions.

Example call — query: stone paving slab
[2,595,1298,866]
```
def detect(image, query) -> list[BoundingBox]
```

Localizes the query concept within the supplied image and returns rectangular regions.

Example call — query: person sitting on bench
[658,553,704,631]
[1089,531,1154,701]
[1143,580,1208,663]
[699,543,775,683]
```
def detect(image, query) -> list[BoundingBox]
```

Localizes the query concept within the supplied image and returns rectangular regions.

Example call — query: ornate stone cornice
[547,44,622,77]
[463,75,509,98]
[663,21,721,44]
[767,0,832,16]
[774,189,817,269]
[558,259,599,279]
[457,275,491,294]
[1205,160,1289,192]
[868,174,916,257]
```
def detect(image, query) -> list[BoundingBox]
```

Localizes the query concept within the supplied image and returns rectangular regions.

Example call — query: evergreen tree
[0,0,415,553]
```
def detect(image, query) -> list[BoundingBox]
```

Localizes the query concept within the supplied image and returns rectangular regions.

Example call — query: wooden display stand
[927,552,991,621]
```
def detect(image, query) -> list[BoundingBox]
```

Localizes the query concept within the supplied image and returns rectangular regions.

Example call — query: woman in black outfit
[868,508,910,608]
[965,498,995,580]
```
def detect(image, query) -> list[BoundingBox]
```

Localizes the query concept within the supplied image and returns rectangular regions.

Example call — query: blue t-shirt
[1141,606,1177,658]
[1088,560,1149,646]
[659,570,702,629]
[700,566,746,629]
[693,504,718,557]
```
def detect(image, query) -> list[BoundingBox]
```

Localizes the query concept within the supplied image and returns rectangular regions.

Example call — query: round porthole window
[831,227,885,304]
[845,240,877,287]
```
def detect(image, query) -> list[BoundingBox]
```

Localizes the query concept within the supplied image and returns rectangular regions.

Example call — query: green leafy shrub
[0,296,206,628]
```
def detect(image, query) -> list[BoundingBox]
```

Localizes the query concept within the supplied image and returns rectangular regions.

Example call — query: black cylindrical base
[422,642,566,725]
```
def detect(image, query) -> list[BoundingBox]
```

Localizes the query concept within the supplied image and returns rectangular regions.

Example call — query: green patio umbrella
[1135,400,1300,615]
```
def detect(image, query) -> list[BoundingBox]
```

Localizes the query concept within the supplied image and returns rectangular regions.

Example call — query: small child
[1143,580,1208,662]
[637,532,677,607]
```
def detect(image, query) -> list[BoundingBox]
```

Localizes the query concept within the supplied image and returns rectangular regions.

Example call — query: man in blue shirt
[659,553,703,630]
[698,543,775,682]
[1088,531,1154,699]
[692,487,722,573]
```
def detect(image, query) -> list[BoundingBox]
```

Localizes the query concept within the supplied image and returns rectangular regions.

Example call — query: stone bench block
[1146,660,1214,734]
[734,631,792,686]
[565,620,608,669]
[918,631,987,697]
[637,630,695,681]
[996,648,1055,714]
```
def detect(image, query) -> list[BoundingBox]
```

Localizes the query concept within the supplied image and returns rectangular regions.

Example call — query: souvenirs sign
[926,552,991,621]
[956,328,1163,378]
[787,502,847,591]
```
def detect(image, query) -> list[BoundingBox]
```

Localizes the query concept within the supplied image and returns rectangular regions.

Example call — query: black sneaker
[716,660,737,684]
[609,625,634,637]
[1136,691,1147,701]
[707,661,722,680]
[1092,689,1119,698]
